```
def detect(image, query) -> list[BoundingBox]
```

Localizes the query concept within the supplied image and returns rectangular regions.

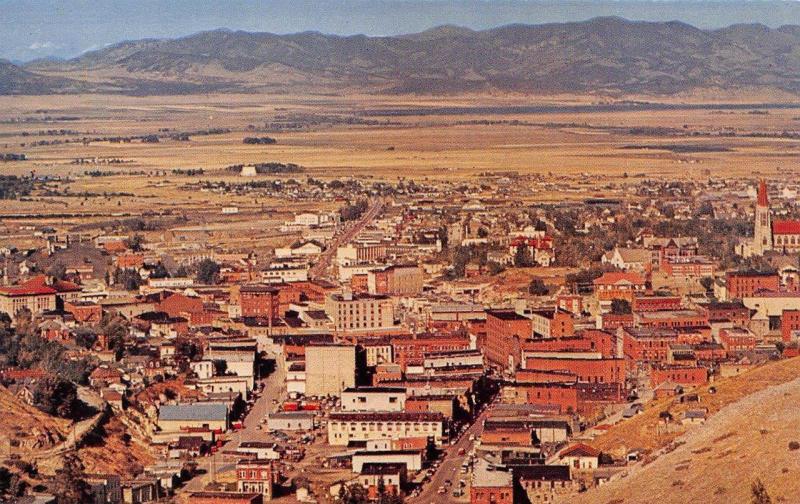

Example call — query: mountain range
[5,17,800,96]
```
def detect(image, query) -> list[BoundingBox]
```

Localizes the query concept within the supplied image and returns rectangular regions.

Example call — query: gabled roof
[773,219,800,235]
[560,442,600,458]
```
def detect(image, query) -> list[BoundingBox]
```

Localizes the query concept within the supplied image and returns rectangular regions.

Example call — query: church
[748,179,800,256]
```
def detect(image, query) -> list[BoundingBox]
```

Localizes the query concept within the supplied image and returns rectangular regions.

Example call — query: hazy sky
[2,0,800,62]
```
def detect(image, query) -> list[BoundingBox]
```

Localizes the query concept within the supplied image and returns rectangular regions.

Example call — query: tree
[700,276,714,292]
[514,245,533,267]
[487,261,505,276]
[125,234,145,251]
[52,453,91,504]
[33,376,81,419]
[114,268,142,291]
[529,278,549,296]
[611,299,632,315]
[74,328,98,350]
[751,478,772,504]
[149,262,170,279]
[196,259,220,284]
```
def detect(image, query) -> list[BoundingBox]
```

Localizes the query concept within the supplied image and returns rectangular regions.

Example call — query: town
[2,158,800,504]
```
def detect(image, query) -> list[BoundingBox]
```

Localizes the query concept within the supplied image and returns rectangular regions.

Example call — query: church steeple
[754,179,772,255]
[758,179,769,207]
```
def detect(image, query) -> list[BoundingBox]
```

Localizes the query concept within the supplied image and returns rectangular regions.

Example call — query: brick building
[726,271,780,300]
[651,365,708,387]
[484,310,532,372]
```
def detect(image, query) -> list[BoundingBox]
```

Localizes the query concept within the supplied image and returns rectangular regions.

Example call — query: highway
[309,198,384,279]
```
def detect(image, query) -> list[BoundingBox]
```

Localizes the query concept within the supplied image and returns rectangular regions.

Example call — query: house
[602,247,651,273]
[559,443,600,470]
[358,463,407,499]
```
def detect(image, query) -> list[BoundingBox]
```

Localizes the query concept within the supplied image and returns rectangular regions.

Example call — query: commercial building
[157,403,228,433]
[236,459,274,501]
[341,387,406,412]
[325,292,394,332]
[305,344,356,397]
[327,411,445,446]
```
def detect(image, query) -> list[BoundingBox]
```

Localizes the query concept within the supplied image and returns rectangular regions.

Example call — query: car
[468,434,475,441]
[457,448,466,455]
[437,486,446,494]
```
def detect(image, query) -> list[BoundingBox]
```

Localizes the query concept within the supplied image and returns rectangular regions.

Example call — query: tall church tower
[753,179,773,255]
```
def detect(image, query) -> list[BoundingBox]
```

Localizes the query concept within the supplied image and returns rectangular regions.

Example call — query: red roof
[559,442,601,458]
[758,179,769,207]
[0,275,81,297]
[511,236,553,249]
[773,220,800,235]
[593,271,646,286]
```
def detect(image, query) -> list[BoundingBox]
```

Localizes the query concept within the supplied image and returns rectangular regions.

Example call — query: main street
[181,356,287,492]
[309,198,385,279]
[410,405,492,504]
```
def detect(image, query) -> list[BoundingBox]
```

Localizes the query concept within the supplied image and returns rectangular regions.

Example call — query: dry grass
[575,356,800,503]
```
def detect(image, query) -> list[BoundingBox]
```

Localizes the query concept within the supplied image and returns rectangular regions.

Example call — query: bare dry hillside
[574,358,800,503]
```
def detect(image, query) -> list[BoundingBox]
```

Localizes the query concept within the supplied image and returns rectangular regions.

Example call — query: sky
[2,0,800,62]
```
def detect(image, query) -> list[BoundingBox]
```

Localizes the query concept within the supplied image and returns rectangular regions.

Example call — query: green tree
[196,259,221,284]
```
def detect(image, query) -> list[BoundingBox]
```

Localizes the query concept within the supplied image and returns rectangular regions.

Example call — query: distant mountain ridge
[5,17,800,95]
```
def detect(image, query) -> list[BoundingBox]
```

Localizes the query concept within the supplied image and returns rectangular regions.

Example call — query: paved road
[181,358,287,492]
[410,406,491,504]
[309,198,384,279]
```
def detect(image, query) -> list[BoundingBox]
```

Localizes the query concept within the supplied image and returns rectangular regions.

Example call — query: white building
[327,412,445,446]
[341,387,406,412]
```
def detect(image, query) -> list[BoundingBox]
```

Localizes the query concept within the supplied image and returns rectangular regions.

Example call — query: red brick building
[651,365,708,387]
[391,334,471,369]
[620,327,678,363]
[726,271,780,299]
[524,383,579,414]
[64,300,103,324]
[633,295,682,312]
[719,327,758,352]
[188,492,262,504]
[782,309,800,342]
[593,271,646,303]
[485,310,532,371]
[232,285,280,321]
[697,301,751,326]
[523,353,625,387]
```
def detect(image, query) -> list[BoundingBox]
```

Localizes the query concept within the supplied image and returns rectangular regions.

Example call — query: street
[181,357,287,492]
[410,406,491,504]
[309,198,384,279]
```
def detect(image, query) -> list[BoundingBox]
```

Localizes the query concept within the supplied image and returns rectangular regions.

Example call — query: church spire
[758,179,769,207]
